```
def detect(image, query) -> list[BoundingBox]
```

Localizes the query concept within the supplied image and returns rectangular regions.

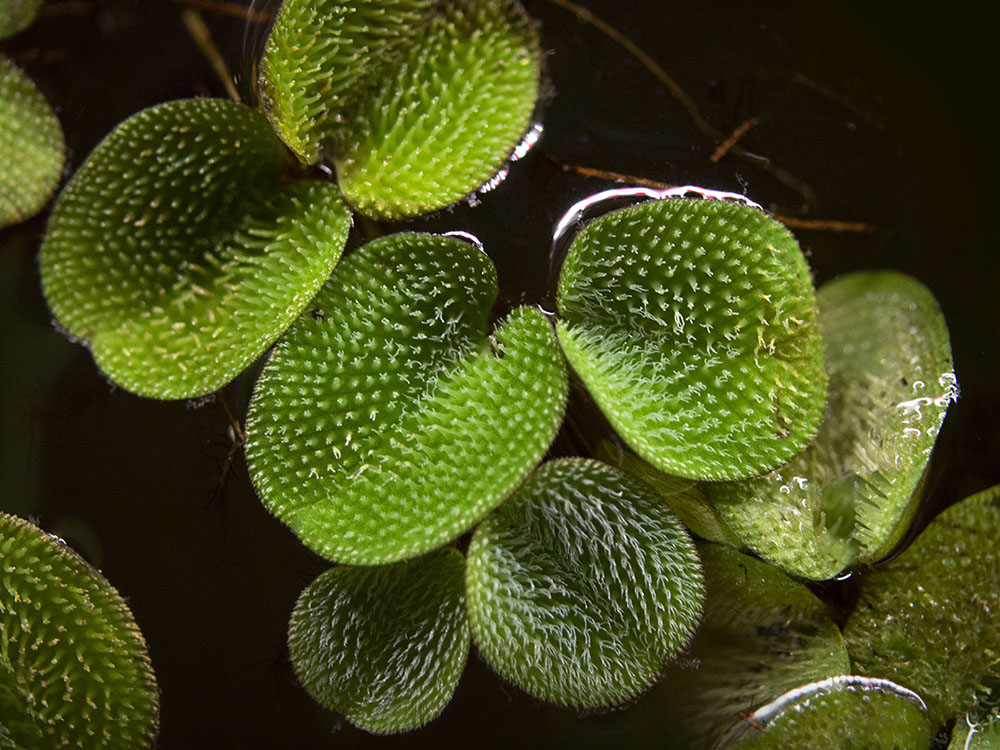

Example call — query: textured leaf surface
[0,513,159,748]
[39,98,351,399]
[465,458,704,708]
[246,232,567,564]
[707,271,957,579]
[556,197,826,480]
[0,56,64,228]
[843,484,1000,729]
[287,548,469,734]
[258,0,436,163]
[730,676,933,750]
[0,0,43,39]
[655,543,850,749]
[336,0,540,219]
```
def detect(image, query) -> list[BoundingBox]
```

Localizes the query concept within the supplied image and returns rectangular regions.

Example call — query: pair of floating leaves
[0,513,159,748]
[556,197,827,481]
[466,458,704,708]
[259,0,541,219]
[39,98,352,399]
[706,271,956,579]
[843,484,1000,730]
[0,56,64,228]
[288,548,469,734]
[246,232,567,565]
[288,459,704,732]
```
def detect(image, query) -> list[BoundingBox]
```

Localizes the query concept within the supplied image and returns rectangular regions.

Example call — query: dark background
[1,1,997,746]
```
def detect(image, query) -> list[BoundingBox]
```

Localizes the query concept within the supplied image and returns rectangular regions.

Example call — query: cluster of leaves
[12,0,998,746]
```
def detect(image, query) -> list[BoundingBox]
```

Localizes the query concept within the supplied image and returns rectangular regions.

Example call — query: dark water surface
[1,1,997,746]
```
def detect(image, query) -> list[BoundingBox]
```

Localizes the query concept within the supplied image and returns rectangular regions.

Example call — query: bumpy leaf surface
[39,98,351,399]
[0,513,159,748]
[556,197,826,480]
[655,543,850,749]
[245,232,567,564]
[465,458,704,708]
[287,548,469,734]
[730,676,933,750]
[843,484,1000,729]
[258,0,437,163]
[708,272,957,579]
[0,0,43,39]
[0,56,64,228]
[336,0,541,219]
[260,0,540,219]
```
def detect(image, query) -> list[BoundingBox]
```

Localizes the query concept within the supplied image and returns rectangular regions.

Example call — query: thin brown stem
[181,8,242,102]
[711,117,760,163]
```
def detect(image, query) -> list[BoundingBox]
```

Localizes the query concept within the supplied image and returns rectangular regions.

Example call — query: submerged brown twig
[545,155,874,233]
[174,0,273,23]
[544,0,818,208]
[181,8,242,102]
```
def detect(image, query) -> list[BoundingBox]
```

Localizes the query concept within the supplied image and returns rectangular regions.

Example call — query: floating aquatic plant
[555,197,827,480]
[0,55,64,229]
[39,98,351,399]
[654,543,851,749]
[707,271,957,579]
[728,675,934,750]
[287,548,469,734]
[246,232,567,565]
[0,512,159,748]
[465,458,704,708]
[843,483,1000,730]
[259,0,541,219]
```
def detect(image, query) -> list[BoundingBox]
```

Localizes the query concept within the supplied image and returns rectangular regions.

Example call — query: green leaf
[287,548,469,734]
[707,271,957,579]
[842,484,1000,729]
[730,676,933,750]
[259,0,541,219]
[556,197,826,480]
[0,513,159,748]
[465,458,704,708]
[336,0,541,219]
[0,0,43,39]
[654,543,851,749]
[258,0,437,164]
[0,56,64,228]
[38,98,351,399]
[245,232,567,565]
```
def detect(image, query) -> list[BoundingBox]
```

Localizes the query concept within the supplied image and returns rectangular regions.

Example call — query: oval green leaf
[38,97,351,399]
[950,716,1000,750]
[654,543,851,749]
[556,197,826,480]
[730,676,933,750]
[287,548,469,734]
[465,458,704,708]
[0,513,159,748]
[245,232,567,565]
[0,56,64,228]
[336,0,541,219]
[843,484,1000,729]
[707,271,957,579]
